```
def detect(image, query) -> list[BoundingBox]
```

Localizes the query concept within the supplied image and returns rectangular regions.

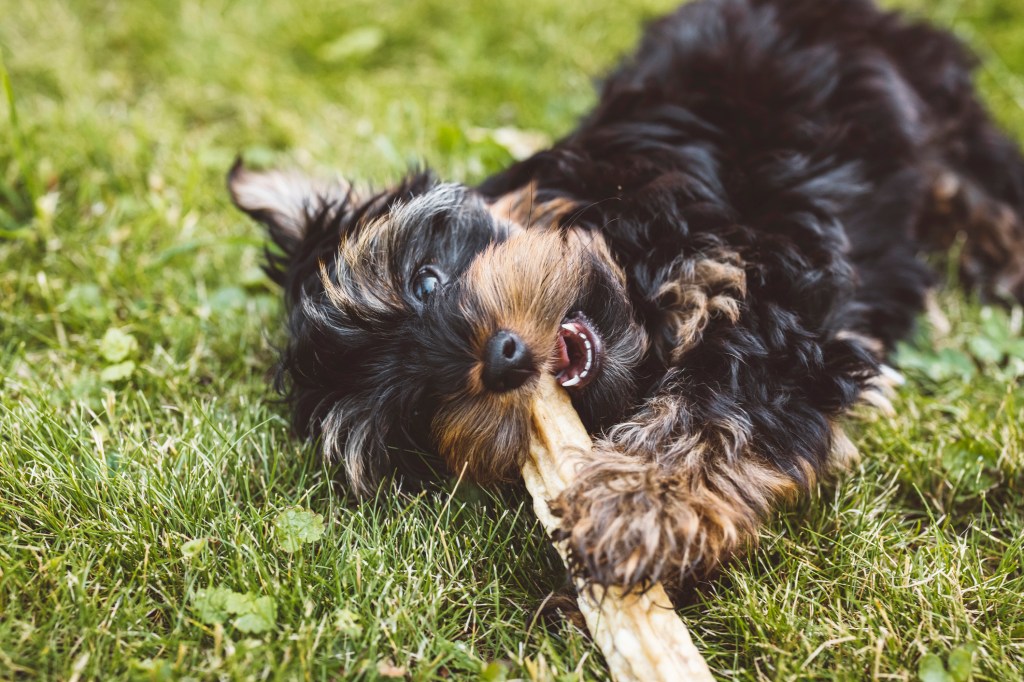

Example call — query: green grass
[1,0,1023,679]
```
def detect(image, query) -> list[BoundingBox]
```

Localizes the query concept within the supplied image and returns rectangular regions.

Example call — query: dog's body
[230,0,1024,591]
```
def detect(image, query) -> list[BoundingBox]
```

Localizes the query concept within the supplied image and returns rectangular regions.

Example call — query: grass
[1,0,1023,679]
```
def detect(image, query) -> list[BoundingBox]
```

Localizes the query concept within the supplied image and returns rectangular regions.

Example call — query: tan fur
[829,425,859,469]
[320,214,407,321]
[654,250,747,363]
[551,446,800,589]
[835,329,885,357]
[568,227,629,284]
[431,230,590,482]
[487,181,580,232]
[834,330,905,418]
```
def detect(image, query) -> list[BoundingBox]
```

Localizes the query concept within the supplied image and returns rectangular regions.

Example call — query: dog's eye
[412,266,446,301]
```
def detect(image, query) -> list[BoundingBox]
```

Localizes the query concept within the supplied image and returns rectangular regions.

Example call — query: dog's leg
[919,162,1024,303]
[859,8,1024,303]
[549,390,857,592]
[917,52,1024,304]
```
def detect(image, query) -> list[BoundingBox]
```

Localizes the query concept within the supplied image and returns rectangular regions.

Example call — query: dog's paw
[549,450,744,592]
[927,169,1024,303]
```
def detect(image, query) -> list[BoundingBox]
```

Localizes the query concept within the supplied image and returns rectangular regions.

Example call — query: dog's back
[482,0,1024,345]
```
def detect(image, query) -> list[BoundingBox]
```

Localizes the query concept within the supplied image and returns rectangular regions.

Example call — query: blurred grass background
[1,0,1023,679]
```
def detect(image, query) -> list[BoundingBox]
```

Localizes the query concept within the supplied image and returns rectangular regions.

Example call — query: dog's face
[229,162,646,495]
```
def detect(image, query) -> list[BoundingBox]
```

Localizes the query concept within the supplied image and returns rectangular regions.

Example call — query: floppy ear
[227,158,351,257]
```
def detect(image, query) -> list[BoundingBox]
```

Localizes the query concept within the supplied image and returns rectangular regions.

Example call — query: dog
[228,0,1024,592]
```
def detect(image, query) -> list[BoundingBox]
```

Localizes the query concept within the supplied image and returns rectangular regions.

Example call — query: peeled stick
[522,374,715,682]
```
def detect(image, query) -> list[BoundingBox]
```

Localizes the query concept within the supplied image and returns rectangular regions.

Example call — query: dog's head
[229,161,646,495]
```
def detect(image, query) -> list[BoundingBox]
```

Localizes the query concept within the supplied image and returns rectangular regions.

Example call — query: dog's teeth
[556,318,601,388]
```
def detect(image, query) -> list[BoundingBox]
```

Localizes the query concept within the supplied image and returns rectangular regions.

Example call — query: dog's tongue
[554,334,572,374]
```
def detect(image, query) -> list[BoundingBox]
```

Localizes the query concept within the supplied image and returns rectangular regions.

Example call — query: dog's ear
[227,158,351,257]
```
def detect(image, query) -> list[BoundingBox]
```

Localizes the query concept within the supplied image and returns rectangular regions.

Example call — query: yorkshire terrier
[229,0,1024,592]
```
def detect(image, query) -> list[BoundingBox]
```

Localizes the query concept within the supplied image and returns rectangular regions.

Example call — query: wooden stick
[523,374,715,682]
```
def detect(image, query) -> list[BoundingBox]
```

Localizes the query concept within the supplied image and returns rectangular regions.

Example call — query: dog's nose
[482,330,535,392]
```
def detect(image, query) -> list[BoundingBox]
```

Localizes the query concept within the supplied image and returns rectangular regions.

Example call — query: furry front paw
[549,451,747,592]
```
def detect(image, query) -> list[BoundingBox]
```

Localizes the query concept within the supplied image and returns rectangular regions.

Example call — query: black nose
[482,330,535,392]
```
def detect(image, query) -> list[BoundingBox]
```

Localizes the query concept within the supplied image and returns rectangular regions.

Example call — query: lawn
[1,0,1023,679]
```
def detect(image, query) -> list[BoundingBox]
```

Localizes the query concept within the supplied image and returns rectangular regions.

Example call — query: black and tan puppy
[229,0,1024,591]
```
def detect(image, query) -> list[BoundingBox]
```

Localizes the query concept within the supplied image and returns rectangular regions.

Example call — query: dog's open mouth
[554,314,603,389]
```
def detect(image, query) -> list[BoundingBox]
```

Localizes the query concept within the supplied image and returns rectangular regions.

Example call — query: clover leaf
[100,360,136,383]
[230,594,278,634]
[191,587,277,633]
[274,507,326,553]
[99,328,138,363]
[192,586,235,625]
[180,537,209,560]
[333,608,363,637]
